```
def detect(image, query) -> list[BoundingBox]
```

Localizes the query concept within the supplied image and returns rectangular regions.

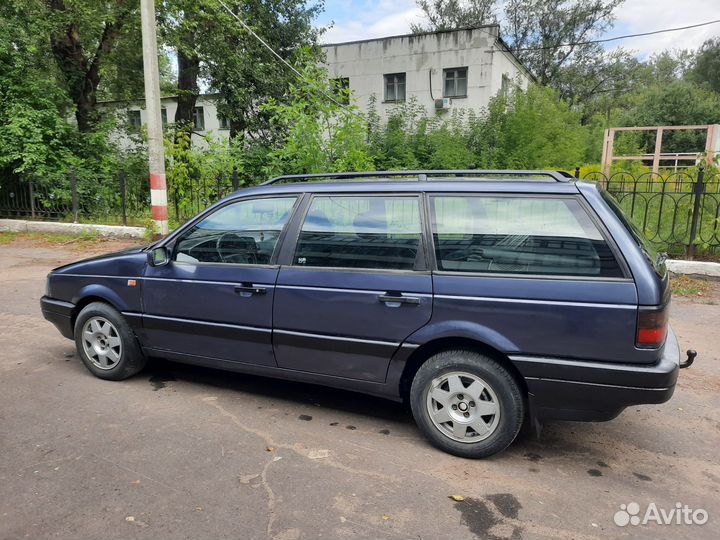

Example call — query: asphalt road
[1,237,719,540]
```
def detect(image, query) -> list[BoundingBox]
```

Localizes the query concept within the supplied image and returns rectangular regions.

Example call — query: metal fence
[2,167,719,257]
[0,166,242,226]
[579,168,720,257]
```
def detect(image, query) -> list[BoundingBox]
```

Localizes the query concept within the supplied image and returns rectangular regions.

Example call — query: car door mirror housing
[148,246,170,267]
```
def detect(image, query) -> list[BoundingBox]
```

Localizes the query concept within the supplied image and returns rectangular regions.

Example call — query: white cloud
[609,0,719,56]
[319,0,720,57]
[321,1,425,44]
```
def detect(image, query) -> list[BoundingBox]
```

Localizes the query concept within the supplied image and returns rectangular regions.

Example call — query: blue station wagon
[40,170,695,458]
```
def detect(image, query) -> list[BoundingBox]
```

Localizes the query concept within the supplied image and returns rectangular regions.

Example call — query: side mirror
[148,246,170,267]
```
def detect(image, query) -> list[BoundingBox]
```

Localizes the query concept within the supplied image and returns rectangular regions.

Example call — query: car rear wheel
[410,349,524,458]
[74,302,146,380]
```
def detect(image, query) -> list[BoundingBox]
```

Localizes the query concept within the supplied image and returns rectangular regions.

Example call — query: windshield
[600,190,664,271]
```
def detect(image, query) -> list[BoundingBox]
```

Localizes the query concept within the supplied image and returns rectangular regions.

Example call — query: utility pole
[140,0,169,236]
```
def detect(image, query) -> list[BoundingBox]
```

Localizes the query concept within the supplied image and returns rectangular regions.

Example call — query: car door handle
[378,294,421,306]
[234,285,267,296]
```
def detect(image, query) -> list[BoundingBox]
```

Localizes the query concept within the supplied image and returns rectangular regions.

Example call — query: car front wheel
[410,349,525,458]
[74,302,146,380]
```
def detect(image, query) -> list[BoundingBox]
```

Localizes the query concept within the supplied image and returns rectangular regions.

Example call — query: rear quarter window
[430,195,624,278]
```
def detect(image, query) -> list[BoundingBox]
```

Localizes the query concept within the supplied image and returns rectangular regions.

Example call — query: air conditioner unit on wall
[435,98,451,110]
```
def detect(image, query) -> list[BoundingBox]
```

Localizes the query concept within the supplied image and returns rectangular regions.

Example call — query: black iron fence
[0,166,242,226]
[577,168,720,258]
[2,167,719,258]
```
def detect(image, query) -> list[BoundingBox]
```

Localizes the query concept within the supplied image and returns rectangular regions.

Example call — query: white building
[322,25,533,117]
[101,94,229,148]
[102,25,533,145]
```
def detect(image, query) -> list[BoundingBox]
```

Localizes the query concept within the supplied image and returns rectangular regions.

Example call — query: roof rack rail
[262,169,573,185]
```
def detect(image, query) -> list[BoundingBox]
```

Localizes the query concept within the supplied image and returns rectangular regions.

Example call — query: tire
[73,302,146,381]
[410,349,524,458]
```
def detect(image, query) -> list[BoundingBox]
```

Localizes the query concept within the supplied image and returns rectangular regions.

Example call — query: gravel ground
[1,237,718,540]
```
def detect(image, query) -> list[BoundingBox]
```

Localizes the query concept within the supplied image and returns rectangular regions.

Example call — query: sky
[317,0,720,58]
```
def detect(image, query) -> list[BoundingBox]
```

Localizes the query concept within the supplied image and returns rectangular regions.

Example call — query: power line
[212,0,356,113]
[512,18,720,51]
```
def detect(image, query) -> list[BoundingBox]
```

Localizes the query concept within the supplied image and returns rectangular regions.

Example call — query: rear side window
[601,190,663,272]
[294,195,422,270]
[430,195,624,277]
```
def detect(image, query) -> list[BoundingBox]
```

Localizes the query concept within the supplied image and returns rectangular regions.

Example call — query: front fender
[72,282,135,313]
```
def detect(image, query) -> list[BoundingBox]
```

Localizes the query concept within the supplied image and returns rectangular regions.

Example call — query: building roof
[321,24,535,82]
[320,24,501,48]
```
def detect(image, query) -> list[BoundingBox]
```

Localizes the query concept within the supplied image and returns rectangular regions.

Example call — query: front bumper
[40,296,75,339]
[512,327,683,422]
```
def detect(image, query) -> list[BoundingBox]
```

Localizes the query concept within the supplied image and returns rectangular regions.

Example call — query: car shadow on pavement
[143,357,413,425]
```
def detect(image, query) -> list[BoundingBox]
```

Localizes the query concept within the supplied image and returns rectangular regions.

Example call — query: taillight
[636,306,669,348]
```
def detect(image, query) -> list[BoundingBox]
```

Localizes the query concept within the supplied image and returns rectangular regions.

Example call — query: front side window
[431,196,623,277]
[295,195,422,270]
[384,73,406,102]
[174,197,297,264]
[444,67,468,98]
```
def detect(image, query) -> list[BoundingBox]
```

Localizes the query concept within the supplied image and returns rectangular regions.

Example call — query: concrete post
[140,0,168,236]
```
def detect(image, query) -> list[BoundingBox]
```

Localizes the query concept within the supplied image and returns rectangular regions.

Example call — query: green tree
[616,80,720,154]
[503,0,622,86]
[160,0,324,144]
[262,59,374,175]
[688,37,720,93]
[411,0,496,32]
[43,0,140,132]
[470,84,589,168]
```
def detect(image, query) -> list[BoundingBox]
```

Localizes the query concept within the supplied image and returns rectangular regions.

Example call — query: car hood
[51,245,149,275]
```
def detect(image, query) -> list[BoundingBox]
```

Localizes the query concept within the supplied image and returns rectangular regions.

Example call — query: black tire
[410,349,524,458]
[73,302,146,380]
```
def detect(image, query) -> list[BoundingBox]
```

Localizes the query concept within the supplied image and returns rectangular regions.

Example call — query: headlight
[45,274,52,297]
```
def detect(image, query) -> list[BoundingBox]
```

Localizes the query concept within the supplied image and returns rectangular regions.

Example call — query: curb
[667,259,720,279]
[0,219,146,239]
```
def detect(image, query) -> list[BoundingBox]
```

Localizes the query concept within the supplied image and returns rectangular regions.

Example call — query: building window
[331,77,350,105]
[443,67,468,98]
[161,108,168,126]
[384,73,406,103]
[218,115,231,130]
[193,107,205,131]
[128,110,142,130]
[501,73,511,97]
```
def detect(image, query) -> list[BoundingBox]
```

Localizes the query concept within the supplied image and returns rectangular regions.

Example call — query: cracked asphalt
[1,237,719,540]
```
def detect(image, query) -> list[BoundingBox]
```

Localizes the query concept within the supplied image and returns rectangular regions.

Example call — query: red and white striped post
[140,0,169,236]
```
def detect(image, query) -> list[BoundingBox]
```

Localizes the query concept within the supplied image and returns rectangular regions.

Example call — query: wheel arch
[398,336,528,403]
[71,293,122,328]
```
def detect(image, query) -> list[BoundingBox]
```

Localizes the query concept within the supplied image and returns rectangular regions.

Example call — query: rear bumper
[40,296,75,339]
[512,327,682,422]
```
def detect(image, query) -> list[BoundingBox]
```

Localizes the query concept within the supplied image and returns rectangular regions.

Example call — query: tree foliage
[688,37,720,93]
[411,0,496,32]
[262,58,374,175]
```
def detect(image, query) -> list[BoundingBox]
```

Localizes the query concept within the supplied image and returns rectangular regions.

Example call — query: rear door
[428,194,643,363]
[142,195,299,366]
[272,193,432,382]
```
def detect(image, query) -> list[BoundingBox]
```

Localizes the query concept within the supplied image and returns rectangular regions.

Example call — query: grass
[671,274,712,297]
[0,230,113,248]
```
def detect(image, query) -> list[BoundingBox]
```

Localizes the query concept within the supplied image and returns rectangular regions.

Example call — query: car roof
[230,178,582,199]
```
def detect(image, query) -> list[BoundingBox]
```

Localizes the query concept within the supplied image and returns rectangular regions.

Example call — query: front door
[272,194,432,382]
[142,195,299,367]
